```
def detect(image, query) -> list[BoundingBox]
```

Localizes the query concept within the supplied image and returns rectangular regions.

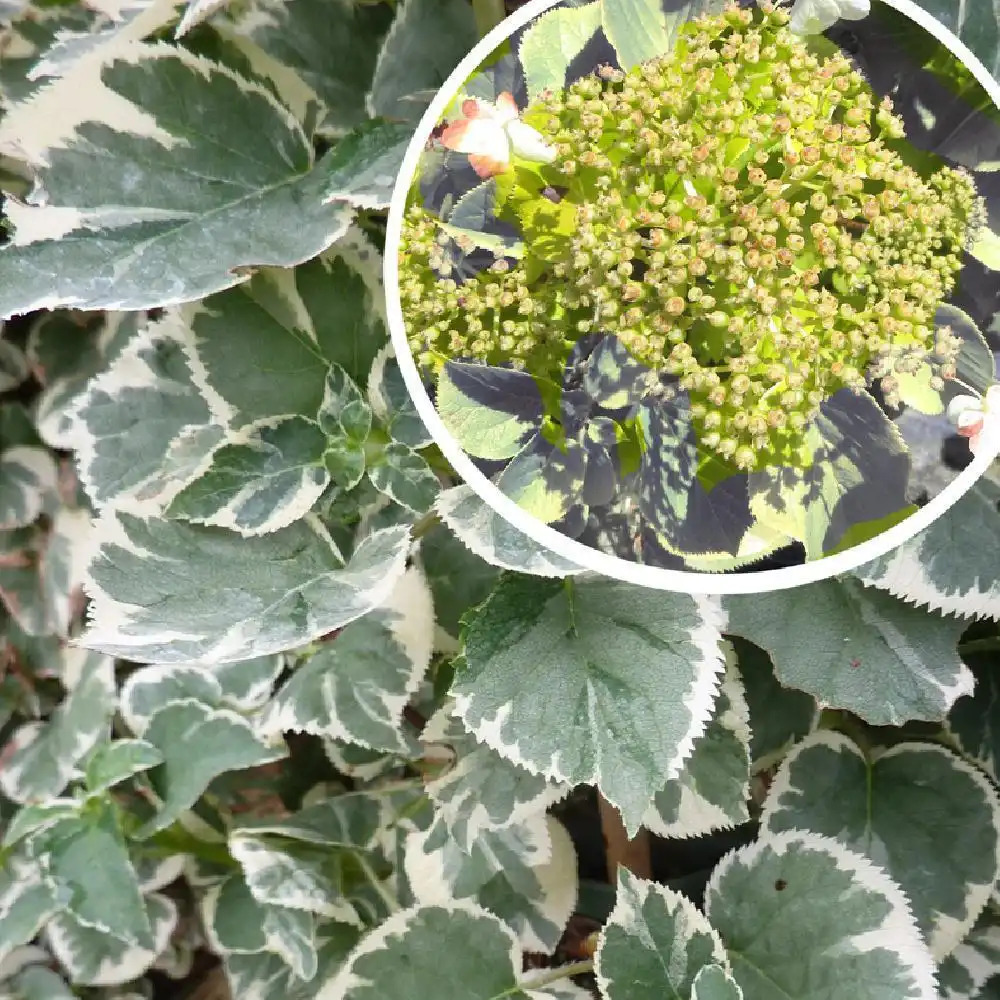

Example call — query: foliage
[1,1,1000,1000]
[397,0,1000,569]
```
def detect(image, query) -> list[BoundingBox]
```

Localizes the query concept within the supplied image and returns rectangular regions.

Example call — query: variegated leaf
[83,739,163,795]
[705,831,938,1000]
[725,577,973,725]
[0,448,58,530]
[455,575,726,835]
[0,856,71,967]
[0,44,354,317]
[938,910,1000,1000]
[595,869,729,1000]
[518,2,603,100]
[259,565,432,753]
[761,732,1000,960]
[405,814,576,955]
[80,510,411,663]
[435,485,583,577]
[949,659,1000,781]
[642,652,750,839]
[691,966,744,1000]
[0,650,114,803]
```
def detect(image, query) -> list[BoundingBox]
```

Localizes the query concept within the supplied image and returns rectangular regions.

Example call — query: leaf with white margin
[230,0,393,133]
[41,508,94,636]
[202,872,318,980]
[83,739,163,795]
[175,0,228,36]
[704,830,938,1000]
[81,510,411,663]
[732,636,817,771]
[320,120,414,210]
[601,0,720,70]
[435,485,583,577]
[949,660,1000,781]
[44,892,177,987]
[73,324,226,512]
[938,910,1000,1000]
[166,415,330,536]
[26,804,153,949]
[223,922,362,1000]
[0,965,77,1000]
[0,651,114,803]
[405,813,576,955]
[725,577,973,725]
[3,801,82,850]
[203,654,284,713]
[642,652,750,839]
[691,965,744,1000]
[421,707,568,852]
[133,852,186,894]
[120,664,222,736]
[855,477,1000,621]
[519,2,603,100]
[367,443,439,514]
[0,336,29,393]
[367,351,431,450]
[366,0,478,124]
[319,901,526,1000]
[0,857,71,967]
[455,574,725,835]
[259,565,433,753]
[0,43,355,318]
[134,698,287,838]
[27,311,134,451]
[0,448,58,529]
[594,869,729,1000]
[761,732,1000,960]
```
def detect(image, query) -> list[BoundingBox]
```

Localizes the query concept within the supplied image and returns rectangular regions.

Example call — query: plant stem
[472,0,506,37]
[514,960,595,993]
[598,792,652,881]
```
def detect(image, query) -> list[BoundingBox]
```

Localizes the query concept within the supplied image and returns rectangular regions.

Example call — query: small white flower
[440,92,556,179]
[788,0,870,35]
[947,384,1000,457]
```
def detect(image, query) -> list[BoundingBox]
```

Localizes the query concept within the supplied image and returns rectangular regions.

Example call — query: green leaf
[405,814,577,954]
[321,902,527,1000]
[725,577,973,725]
[75,327,224,511]
[166,416,330,536]
[705,831,938,1000]
[421,709,568,852]
[519,2,602,100]
[594,869,729,999]
[437,362,545,461]
[321,120,414,210]
[642,655,751,839]
[136,697,286,838]
[203,872,319,980]
[941,305,997,400]
[369,353,432,450]
[909,0,1000,82]
[692,966,744,1000]
[895,363,945,416]
[120,663,223,736]
[0,45,354,317]
[233,0,393,132]
[259,567,433,753]
[0,651,114,804]
[600,0,723,69]
[367,0,478,124]
[454,575,725,835]
[44,891,177,987]
[1,966,77,1000]
[0,856,71,966]
[0,447,58,529]
[732,636,817,770]
[28,804,154,949]
[367,443,438,514]
[203,654,285,713]
[949,658,1000,781]
[856,477,1000,620]
[84,739,164,796]
[0,332,29,393]
[761,732,1000,959]
[81,510,411,663]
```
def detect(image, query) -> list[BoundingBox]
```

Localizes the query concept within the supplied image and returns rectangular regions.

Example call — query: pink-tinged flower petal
[468,153,509,178]
[506,119,557,163]
[461,98,484,119]
[493,92,520,125]
[440,117,509,163]
[957,410,984,437]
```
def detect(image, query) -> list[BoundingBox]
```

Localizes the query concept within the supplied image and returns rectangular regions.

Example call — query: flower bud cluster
[399,1,983,469]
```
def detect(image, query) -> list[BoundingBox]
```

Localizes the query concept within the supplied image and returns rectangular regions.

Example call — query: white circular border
[385,0,1000,595]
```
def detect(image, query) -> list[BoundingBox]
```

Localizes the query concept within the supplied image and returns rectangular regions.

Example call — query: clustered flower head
[399,1,984,471]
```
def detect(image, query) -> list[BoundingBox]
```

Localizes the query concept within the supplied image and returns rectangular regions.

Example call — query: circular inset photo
[386,0,1000,590]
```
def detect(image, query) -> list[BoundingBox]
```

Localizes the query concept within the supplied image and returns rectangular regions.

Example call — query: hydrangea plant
[1,2,1000,1000]
[397,0,1000,569]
